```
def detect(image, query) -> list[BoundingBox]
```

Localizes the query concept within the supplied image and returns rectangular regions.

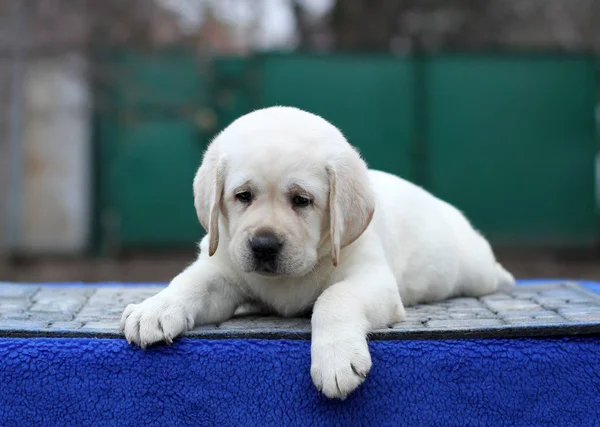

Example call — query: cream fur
[121,106,515,399]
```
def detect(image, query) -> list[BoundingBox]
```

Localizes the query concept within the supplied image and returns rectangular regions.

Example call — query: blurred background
[0,0,599,282]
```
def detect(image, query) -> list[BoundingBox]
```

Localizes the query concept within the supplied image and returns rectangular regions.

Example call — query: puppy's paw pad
[120,296,193,348]
[310,336,372,399]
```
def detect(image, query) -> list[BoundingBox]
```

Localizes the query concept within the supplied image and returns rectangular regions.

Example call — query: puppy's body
[201,169,511,317]
[121,106,514,399]
[366,170,514,306]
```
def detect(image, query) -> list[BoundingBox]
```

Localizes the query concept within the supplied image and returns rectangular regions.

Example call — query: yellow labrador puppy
[121,106,514,399]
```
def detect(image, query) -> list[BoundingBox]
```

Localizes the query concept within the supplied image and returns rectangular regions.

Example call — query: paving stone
[219,317,311,330]
[558,306,600,315]
[513,291,538,299]
[30,300,84,313]
[0,300,31,311]
[535,298,571,309]
[0,320,49,330]
[77,308,125,318]
[449,311,497,320]
[103,309,129,318]
[426,319,504,329]
[445,297,485,306]
[74,315,104,322]
[496,310,555,319]
[558,306,600,322]
[1,282,600,337]
[472,311,498,319]
[425,314,454,321]
[531,313,565,319]
[27,312,75,322]
[565,298,599,306]
[186,325,221,335]
[1,312,31,320]
[407,309,443,317]
[81,322,122,332]
[403,313,432,322]
[480,294,515,302]
[504,316,565,325]
[389,322,426,330]
[562,313,600,322]
[76,314,122,323]
[0,284,39,299]
[117,291,160,301]
[93,287,141,296]
[483,299,540,312]
[447,307,492,315]
[49,322,84,330]
[540,289,576,298]
[32,288,95,302]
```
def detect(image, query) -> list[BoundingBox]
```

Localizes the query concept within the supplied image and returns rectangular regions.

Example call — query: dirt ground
[1,249,599,283]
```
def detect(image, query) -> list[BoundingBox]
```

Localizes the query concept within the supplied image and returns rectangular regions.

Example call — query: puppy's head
[194,107,374,277]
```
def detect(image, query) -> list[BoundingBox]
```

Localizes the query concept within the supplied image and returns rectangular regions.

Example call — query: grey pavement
[1,282,600,339]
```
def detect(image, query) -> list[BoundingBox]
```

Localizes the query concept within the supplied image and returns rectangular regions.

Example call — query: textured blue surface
[1,336,600,426]
[1,280,600,426]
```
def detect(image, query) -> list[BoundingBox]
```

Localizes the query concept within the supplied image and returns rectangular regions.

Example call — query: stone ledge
[1,281,600,340]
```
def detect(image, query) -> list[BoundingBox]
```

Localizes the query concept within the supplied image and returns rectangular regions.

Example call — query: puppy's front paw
[310,333,372,399]
[120,295,194,348]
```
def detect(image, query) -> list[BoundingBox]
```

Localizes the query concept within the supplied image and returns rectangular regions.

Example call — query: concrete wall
[0,59,12,253]
[17,53,91,253]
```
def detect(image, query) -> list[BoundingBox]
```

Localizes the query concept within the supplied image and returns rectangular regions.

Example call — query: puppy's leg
[120,258,243,348]
[310,265,404,399]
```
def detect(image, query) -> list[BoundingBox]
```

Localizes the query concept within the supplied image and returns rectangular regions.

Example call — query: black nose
[250,233,283,265]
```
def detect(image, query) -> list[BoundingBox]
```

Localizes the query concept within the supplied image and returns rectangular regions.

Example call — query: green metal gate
[257,54,418,182]
[425,54,598,246]
[95,51,598,252]
[96,50,208,251]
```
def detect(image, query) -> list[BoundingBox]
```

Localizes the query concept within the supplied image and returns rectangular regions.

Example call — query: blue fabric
[2,280,600,426]
[1,336,600,426]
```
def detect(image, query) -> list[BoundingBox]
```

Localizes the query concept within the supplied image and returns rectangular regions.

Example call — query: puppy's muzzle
[250,232,283,273]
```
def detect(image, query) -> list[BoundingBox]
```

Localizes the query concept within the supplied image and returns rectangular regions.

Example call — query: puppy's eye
[292,195,312,208]
[235,191,253,203]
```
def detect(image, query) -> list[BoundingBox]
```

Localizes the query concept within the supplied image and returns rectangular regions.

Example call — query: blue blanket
[2,336,600,426]
[2,281,600,426]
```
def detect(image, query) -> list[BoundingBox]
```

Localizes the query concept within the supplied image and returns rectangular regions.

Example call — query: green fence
[95,52,599,252]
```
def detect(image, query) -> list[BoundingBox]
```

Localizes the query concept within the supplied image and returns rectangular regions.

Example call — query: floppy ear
[326,151,375,266]
[193,151,226,256]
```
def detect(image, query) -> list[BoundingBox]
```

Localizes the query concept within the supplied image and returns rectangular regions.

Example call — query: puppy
[121,106,514,399]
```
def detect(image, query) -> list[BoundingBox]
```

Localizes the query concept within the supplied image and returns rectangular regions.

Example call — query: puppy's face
[224,161,328,277]
[194,107,375,278]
